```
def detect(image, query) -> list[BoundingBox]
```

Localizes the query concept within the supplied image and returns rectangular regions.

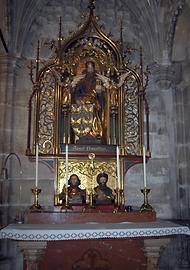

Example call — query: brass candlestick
[120,189,125,210]
[61,186,72,211]
[89,189,95,208]
[30,187,42,210]
[117,189,121,207]
[113,189,118,213]
[117,189,125,210]
[113,188,124,213]
[140,188,153,212]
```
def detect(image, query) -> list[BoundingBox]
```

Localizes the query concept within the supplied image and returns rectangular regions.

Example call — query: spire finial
[59,17,62,40]
[120,18,124,64]
[120,18,123,51]
[58,16,62,49]
[36,40,40,80]
[140,46,143,86]
[88,0,95,14]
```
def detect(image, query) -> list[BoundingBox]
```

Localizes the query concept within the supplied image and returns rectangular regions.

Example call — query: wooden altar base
[25,209,156,224]
[39,237,147,270]
[24,207,157,269]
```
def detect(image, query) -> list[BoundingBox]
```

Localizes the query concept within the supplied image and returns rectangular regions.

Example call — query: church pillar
[150,63,178,219]
[0,55,23,228]
[143,238,170,270]
[18,241,47,270]
[0,55,20,154]
[173,61,190,219]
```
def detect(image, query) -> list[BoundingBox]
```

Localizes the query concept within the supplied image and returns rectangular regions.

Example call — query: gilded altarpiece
[26,2,150,205]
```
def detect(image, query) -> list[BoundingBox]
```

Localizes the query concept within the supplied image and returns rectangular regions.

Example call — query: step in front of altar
[25,208,156,224]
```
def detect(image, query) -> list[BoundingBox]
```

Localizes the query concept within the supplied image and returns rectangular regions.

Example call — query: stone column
[150,63,179,219]
[0,55,20,154]
[143,238,170,270]
[18,241,47,270]
[153,62,190,219]
[0,55,19,227]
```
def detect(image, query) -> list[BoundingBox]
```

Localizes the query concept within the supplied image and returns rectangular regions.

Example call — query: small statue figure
[59,174,86,204]
[62,78,72,107]
[94,172,115,204]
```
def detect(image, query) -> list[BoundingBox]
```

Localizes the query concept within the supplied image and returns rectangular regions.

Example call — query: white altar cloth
[0,221,189,241]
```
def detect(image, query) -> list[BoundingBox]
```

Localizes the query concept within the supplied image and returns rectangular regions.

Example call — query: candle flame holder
[117,189,121,207]
[88,189,95,208]
[113,189,125,212]
[140,188,153,212]
[30,187,42,210]
[84,189,95,209]
[61,187,72,212]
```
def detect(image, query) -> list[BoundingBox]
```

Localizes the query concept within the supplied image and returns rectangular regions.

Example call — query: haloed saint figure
[60,59,130,145]
[71,61,105,144]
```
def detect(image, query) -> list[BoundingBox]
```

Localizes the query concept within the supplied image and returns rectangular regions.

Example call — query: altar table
[1,221,189,241]
[0,221,190,270]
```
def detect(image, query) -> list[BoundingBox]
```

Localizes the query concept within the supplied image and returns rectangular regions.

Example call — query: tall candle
[116,146,121,190]
[35,143,39,187]
[143,145,147,188]
[65,144,69,187]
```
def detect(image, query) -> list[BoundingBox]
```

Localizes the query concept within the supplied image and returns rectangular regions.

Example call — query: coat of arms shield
[71,104,94,137]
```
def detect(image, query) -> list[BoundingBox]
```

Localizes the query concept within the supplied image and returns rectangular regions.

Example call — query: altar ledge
[0,221,190,241]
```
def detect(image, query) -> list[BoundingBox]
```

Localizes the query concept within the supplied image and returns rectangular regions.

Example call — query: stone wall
[0,0,190,227]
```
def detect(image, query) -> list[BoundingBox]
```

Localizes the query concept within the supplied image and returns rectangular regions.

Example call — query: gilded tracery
[26,1,149,204]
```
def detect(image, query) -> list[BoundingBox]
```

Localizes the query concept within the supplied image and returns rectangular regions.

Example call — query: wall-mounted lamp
[0,153,22,180]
